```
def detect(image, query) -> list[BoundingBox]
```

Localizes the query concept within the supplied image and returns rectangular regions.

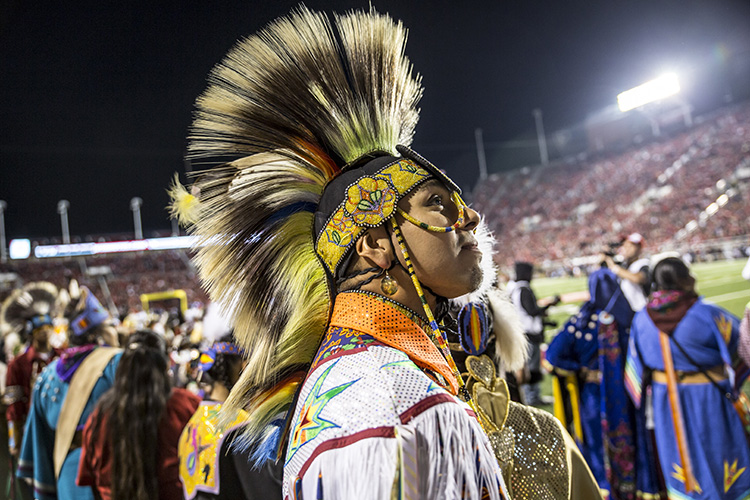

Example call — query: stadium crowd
[0,23,748,494]
[0,251,207,316]
[473,101,750,271]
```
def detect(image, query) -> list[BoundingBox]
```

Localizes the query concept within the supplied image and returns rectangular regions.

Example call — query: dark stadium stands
[0,251,207,316]
[472,101,750,270]
[2,103,749,305]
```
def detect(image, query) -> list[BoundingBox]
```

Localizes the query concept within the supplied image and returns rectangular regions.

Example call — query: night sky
[2,0,749,239]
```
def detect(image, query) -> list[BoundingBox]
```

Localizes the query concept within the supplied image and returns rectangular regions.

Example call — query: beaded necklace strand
[390,218,483,420]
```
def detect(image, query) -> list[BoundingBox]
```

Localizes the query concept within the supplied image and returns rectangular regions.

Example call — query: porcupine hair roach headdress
[1,282,58,341]
[172,6,463,455]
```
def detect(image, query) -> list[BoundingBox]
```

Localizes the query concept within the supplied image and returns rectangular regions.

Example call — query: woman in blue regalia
[547,265,664,499]
[17,284,121,500]
[626,257,750,499]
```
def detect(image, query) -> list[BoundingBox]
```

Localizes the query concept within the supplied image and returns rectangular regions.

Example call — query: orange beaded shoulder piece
[328,292,458,394]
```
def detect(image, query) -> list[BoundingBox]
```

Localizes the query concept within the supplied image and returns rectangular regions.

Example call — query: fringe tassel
[293,402,503,500]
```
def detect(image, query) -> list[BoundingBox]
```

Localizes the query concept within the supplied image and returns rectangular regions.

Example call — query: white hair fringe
[453,220,528,372]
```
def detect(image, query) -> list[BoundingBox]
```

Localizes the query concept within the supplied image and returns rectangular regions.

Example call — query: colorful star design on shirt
[724,459,746,493]
[380,359,419,370]
[287,361,357,463]
[381,359,440,392]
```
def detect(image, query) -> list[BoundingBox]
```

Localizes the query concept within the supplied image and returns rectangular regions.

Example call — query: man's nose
[460,206,480,232]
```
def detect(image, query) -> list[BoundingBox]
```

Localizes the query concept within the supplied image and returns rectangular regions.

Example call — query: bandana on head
[646,289,698,335]
[70,289,110,336]
[28,314,53,333]
[198,342,244,372]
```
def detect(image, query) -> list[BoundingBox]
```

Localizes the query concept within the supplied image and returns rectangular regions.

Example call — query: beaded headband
[28,314,53,333]
[314,145,463,277]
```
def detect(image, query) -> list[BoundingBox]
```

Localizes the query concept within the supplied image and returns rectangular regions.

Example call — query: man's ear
[354,226,393,270]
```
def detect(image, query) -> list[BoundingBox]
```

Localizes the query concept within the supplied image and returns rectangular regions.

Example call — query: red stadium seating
[472,102,750,271]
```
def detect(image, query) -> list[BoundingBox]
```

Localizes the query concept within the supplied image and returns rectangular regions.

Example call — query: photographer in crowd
[602,233,650,312]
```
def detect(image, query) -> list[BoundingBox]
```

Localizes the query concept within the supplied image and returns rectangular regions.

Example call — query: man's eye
[428,194,444,206]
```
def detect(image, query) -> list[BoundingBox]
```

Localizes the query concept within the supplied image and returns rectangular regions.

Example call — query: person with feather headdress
[172,7,599,499]
[178,329,283,500]
[1,282,62,461]
[178,302,282,500]
[16,283,121,500]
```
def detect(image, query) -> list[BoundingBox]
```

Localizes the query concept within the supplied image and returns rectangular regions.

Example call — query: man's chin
[469,264,484,292]
[438,265,484,299]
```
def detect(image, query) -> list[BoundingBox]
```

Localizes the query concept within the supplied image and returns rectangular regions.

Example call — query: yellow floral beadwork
[343,177,397,226]
[316,159,430,275]
[178,402,248,499]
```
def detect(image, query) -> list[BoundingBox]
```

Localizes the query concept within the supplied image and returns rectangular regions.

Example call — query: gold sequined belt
[652,365,726,385]
[583,369,601,384]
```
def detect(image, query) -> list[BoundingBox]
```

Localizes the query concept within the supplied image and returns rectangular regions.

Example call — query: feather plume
[183,152,330,441]
[1,282,58,338]
[167,173,200,226]
[187,6,421,168]
[486,286,528,372]
[179,7,424,454]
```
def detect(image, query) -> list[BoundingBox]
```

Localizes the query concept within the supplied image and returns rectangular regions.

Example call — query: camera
[600,241,621,267]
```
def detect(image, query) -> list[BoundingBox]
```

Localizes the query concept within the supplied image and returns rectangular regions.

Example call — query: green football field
[533,258,750,330]
[528,258,750,411]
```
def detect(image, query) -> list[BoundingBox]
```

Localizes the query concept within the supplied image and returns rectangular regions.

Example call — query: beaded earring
[380,269,398,295]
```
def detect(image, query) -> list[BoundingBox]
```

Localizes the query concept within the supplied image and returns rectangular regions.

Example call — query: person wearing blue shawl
[546,265,664,499]
[625,257,750,499]
[16,284,121,500]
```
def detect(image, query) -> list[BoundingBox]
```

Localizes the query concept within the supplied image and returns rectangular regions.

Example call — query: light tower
[57,200,71,244]
[130,197,143,240]
[0,200,7,263]
[532,108,549,166]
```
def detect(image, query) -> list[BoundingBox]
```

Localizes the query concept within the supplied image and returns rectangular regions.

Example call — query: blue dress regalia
[547,268,662,499]
[16,347,121,500]
[626,297,750,500]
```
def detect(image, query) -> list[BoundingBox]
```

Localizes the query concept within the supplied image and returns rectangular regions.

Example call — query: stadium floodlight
[0,200,7,263]
[9,239,31,260]
[617,73,680,112]
[57,200,71,244]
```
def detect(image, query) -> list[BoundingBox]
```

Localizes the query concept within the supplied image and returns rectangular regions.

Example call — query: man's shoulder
[170,387,202,410]
[37,358,60,381]
[7,350,30,374]
[310,326,382,369]
[689,299,738,323]
[630,309,657,339]
[285,344,479,496]
[292,342,458,445]
[628,257,650,273]
[304,341,445,401]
